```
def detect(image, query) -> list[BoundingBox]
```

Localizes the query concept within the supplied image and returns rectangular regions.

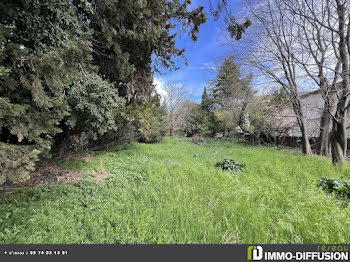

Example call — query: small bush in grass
[215,158,245,174]
[318,177,350,206]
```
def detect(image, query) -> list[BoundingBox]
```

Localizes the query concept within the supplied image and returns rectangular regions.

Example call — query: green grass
[1,137,350,244]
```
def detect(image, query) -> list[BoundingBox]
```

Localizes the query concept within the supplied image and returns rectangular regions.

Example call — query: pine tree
[201,87,211,111]
[211,56,242,106]
[209,56,254,136]
[198,87,219,136]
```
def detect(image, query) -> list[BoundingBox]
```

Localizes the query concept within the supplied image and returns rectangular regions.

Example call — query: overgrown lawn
[1,138,349,243]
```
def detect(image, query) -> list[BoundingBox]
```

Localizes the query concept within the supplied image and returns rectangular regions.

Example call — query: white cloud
[153,77,167,101]
[200,62,218,71]
[172,83,185,88]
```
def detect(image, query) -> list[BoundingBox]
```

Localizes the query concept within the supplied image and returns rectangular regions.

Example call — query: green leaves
[0,0,207,184]
[65,71,125,141]
[0,0,94,183]
[127,95,167,143]
[318,177,350,206]
[75,0,207,98]
[215,158,245,174]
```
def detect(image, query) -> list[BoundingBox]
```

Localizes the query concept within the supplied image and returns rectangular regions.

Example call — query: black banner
[0,244,349,262]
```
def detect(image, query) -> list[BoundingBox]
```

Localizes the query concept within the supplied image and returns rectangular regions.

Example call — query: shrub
[0,143,40,184]
[127,95,167,143]
[65,72,126,141]
[215,158,245,174]
[318,177,350,203]
[55,72,126,155]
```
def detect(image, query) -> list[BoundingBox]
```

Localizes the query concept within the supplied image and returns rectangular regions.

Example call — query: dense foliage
[127,94,167,143]
[0,0,207,184]
[0,0,93,183]
[175,57,291,142]
[209,57,256,136]
[179,88,220,137]
[73,0,207,102]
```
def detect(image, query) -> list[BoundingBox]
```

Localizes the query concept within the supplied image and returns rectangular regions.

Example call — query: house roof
[299,89,320,98]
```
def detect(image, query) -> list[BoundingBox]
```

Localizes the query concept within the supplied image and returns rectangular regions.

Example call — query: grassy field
[1,138,350,244]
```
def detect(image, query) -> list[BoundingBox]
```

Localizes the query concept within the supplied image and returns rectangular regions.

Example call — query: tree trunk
[224,125,228,137]
[319,108,331,157]
[330,135,346,164]
[292,99,312,156]
[330,125,347,164]
[169,125,174,136]
[330,110,347,164]
[330,1,350,164]
[238,100,249,134]
[299,118,312,155]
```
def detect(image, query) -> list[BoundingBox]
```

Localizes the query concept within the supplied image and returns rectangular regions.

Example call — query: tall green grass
[0,137,349,243]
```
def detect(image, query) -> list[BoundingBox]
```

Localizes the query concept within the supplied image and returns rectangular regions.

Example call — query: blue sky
[154,0,245,103]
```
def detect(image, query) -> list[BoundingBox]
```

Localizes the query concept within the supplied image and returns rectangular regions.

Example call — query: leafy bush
[55,71,126,156]
[66,72,126,141]
[215,158,245,174]
[127,95,167,143]
[318,177,350,203]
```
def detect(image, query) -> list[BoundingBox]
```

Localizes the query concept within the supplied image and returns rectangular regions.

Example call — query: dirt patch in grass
[0,156,112,197]
[0,163,83,196]
[63,153,94,162]
[87,169,111,181]
[95,171,110,181]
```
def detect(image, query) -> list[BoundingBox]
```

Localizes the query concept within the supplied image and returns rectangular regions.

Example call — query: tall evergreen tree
[197,87,218,136]
[201,87,210,111]
[211,56,243,106]
[209,56,254,136]
[73,0,207,103]
[0,0,88,183]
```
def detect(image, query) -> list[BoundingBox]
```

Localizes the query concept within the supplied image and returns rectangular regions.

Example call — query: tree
[280,0,350,163]
[73,0,207,104]
[201,87,211,111]
[164,82,188,136]
[244,0,313,155]
[210,56,255,137]
[0,0,95,183]
[200,87,221,136]
[277,0,338,157]
[178,88,219,137]
[209,0,252,40]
